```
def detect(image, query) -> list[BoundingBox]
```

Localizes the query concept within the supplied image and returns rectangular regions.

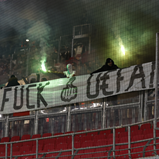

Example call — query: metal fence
[0,119,158,159]
[0,91,141,139]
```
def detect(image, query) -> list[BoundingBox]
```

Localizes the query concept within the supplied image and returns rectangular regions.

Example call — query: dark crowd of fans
[0,38,100,85]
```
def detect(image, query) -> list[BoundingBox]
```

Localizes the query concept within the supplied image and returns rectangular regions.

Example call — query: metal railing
[0,118,158,159]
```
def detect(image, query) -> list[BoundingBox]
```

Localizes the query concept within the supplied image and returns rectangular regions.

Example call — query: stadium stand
[0,121,158,158]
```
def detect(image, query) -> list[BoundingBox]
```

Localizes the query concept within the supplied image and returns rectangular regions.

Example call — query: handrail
[104,102,140,108]
[0,118,154,147]
[0,118,157,159]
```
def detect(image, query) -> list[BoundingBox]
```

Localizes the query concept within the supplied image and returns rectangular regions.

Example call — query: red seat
[12,151,21,159]
[144,128,153,134]
[74,136,80,142]
[21,156,34,159]
[131,135,144,142]
[119,136,128,143]
[12,144,20,152]
[93,152,106,159]
[1,137,10,142]
[107,133,113,139]
[21,134,32,146]
[99,129,111,135]
[66,135,72,143]
[33,138,44,146]
[0,137,10,149]
[32,134,41,145]
[144,133,153,139]
[0,151,5,157]
[74,142,81,148]
[119,132,128,138]
[94,139,107,147]
[76,130,85,133]
[115,128,125,135]
[43,138,56,145]
[32,150,45,159]
[131,130,142,137]
[81,154,92,158]
[11,136,20,142]
[81,135,92,142]
[43,143,55,152]
[93,134,107,141]
[56,136,67,144]
[40,133,52,146]
[145,145,155,157]
[42,133,52,137]
[117,150,129,159]
[107,138,113,145]
[31,144,43,153]
[131,147,143,159]
[74,134,86,142]
[81,141,93,148]
[32,134,41,139]
[20,145,31,154]
[87,131,98,136]
[95,147,110,154]
[56,143,68,150]
[45,153,59,159]
[131,125,139,132]
[53,133,63,136]
[20,149,34,159]
[65,131,73,134]
[75,133,86,138]
[140,123,151,131]
[116,145,128,159]
[67,143,72,149]
[59,151,72,159]
[21,134,31,140]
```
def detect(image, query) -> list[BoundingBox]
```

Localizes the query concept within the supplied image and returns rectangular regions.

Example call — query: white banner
[0,62,155,114]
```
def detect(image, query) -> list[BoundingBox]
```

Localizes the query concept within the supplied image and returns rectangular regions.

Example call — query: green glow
[121,45,125,55]
[41,60,47,72]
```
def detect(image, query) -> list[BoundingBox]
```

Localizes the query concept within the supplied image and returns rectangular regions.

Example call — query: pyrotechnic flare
[41,60,47,72]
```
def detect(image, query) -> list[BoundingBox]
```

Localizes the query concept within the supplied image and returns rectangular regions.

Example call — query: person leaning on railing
[90,58,118,75]
[6,75,20,87]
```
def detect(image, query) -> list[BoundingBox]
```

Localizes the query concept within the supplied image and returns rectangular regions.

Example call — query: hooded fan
[63,64,76,78]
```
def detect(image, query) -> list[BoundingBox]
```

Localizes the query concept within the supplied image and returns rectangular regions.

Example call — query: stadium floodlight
[26,39,29,42]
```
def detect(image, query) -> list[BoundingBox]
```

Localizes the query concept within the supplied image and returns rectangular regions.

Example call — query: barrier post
[67,106,71,132]
[36,139,38,159]
[102,98,106,129]
[154,32,159,153]
[139,91,143,122]
[34,110,38,135]
[72,133,74,156]
[113,128,115,159]
[5,115,9,137]
[128,126,131,159]
[5,143,7,159]
[10,143,12,159]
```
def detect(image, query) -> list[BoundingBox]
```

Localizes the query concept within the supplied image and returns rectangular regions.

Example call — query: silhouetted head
[11,75,15,78]
[105,58,114,67]
[67,64,73,74]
